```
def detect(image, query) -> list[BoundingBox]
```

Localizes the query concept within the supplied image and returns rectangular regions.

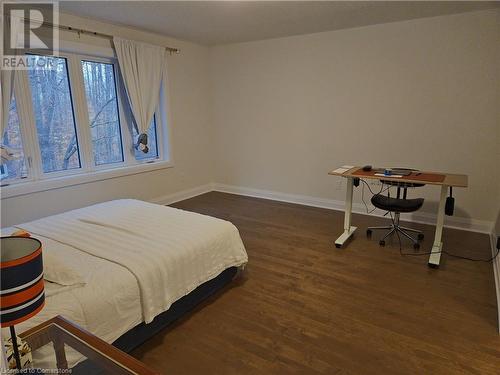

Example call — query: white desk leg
[335,177,357,248]
[428,185,448,268]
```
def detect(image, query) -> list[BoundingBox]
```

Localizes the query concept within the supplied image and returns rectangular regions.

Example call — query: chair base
[367,213,424,248]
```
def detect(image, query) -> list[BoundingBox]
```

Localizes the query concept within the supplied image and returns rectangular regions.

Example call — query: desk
[329,166,468,268]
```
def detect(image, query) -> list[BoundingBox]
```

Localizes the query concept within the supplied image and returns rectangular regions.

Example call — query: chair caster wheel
[379,240,385,247]
[418,233,424,240]
[366,229,372,238]
[413,243,420,250]
[335,244,341,249]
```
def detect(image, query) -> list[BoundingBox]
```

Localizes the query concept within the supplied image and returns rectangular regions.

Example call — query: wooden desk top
[329,166,468,187]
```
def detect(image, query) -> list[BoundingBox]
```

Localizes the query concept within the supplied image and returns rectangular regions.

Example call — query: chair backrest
[380,180,425,200]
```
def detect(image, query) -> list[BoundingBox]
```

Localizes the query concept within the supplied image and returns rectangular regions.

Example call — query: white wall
[2,10,499,230]
[1,13,214,226]
[210,10,500,227]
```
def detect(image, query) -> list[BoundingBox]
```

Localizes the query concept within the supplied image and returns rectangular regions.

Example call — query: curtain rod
[12,17,180,54]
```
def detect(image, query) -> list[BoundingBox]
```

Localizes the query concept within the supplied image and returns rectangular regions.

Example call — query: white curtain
[0,69,15,139]
[113,37,166,148]
[1,14,22,140]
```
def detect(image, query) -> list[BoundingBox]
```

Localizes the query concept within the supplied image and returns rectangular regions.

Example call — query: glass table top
[16,317,158,375]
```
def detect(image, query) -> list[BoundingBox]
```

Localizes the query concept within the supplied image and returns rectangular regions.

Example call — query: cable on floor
[387,210,499,262]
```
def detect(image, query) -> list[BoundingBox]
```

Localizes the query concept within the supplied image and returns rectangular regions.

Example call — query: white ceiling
[60,1,499,45]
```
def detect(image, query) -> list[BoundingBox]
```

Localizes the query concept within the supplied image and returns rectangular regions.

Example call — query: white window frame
[1,48,172,199]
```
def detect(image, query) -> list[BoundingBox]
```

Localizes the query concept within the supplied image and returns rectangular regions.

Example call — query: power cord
[360,180,389,214]
[361,182,373,214]
[442,248,499,262]
[358,171,499,263]
[359,178,499,263]
[361,179,385,196]
[388,208,500,262]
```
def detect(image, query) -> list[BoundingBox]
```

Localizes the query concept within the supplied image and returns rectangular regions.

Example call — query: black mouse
[362,165,372,171]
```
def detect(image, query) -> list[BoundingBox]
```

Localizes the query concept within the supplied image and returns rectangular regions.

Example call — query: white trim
[60,39,114,59]
[150,183,214,206]
[212,183,493,234]
[491,231,500,334]
[68,53,94,171]
[1,160,173,199]
[408,210,492,235]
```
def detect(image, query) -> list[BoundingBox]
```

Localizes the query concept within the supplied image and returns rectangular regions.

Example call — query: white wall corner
[150,183,214,206]
[491,231,500,335]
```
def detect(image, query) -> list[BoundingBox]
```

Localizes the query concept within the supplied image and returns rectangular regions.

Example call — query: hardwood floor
[131,192,500,374]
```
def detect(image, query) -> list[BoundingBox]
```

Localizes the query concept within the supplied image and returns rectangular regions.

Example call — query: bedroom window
[1,50,170,197]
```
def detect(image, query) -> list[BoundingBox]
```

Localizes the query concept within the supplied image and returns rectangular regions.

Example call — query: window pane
[1,96,27,181]
[28,55,81,173]
[134,116,158,161]
[81,60,124,166]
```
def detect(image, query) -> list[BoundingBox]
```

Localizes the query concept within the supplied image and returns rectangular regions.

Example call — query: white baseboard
[491,232,500,334]
[212,183,493,234]
[408,211,492,234]
[150,183,214,206]
[149,182,492,234]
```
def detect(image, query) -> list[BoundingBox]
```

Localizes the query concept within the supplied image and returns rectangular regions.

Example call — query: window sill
[1,160,173,199]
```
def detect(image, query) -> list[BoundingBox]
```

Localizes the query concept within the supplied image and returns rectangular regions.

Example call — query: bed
[1,199,248,369]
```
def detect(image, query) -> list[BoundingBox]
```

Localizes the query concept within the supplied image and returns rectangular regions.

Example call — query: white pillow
[40,236,92,286]
[2,228,91,286]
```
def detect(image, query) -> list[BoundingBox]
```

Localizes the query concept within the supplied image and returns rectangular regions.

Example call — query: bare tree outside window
[81,60,124,166]
[28,55,81,173]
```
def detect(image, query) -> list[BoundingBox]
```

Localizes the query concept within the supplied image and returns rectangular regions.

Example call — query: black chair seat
[371,194,424,213]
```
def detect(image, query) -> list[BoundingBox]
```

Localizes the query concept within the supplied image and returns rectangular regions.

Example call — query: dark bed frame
[114,266,238,352]
[73,267,238,373]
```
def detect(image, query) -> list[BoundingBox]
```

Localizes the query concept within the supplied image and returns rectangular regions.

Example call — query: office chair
[366,180,425,249]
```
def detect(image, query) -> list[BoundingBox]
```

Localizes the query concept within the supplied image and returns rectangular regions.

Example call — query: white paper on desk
[335,165,356,174]
[333,166,354,174]
[374,173,402,178]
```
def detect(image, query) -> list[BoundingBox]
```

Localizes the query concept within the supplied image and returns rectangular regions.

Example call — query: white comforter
[17,199,248,324]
